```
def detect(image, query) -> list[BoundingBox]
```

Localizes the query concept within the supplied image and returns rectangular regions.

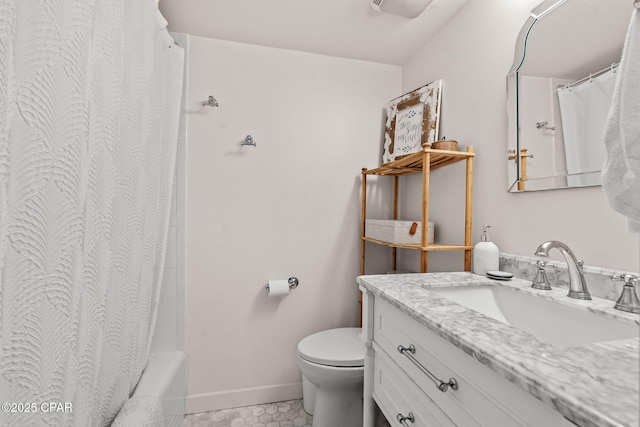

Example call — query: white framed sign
[382,80,442,164]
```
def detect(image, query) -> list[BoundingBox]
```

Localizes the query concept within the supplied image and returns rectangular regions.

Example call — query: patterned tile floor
[182,399,391,427]
[182,400,312,427]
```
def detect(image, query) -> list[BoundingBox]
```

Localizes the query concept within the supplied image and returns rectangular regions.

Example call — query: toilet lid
[298,327,364,367]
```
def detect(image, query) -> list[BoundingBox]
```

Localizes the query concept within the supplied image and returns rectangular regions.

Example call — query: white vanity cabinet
[362,292,576,427]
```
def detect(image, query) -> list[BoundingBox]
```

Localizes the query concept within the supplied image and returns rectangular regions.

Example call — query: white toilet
[297,327,364,427]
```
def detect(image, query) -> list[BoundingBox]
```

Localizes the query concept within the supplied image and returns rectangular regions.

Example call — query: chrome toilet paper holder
[265,277,299,293]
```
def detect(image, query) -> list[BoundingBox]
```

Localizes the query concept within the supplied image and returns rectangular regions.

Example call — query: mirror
[507,0,630,192]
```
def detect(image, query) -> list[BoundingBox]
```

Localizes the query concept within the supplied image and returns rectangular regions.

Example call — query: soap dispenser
[473,225,499,276]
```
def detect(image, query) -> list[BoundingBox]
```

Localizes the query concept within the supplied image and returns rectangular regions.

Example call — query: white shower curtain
[0,0,184,426]
[557,68,617,186]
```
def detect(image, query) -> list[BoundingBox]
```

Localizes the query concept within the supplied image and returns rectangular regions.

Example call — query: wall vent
[369,0,435,18]
[370,0,385,12]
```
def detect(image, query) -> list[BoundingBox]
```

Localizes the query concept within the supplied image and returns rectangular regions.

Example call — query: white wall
[398,0,640,273]
[184,35,400,412]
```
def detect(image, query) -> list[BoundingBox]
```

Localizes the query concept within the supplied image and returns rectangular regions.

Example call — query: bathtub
[115,351,186,426]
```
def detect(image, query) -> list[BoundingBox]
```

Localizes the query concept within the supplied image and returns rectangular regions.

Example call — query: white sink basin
[429,285,639,347]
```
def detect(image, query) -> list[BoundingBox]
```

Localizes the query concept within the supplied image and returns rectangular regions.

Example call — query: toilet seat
[297,327,364,367]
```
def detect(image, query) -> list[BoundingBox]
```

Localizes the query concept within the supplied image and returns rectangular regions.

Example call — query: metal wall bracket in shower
[535,121,555,131]
[202,95,219,107]
[241,135,256,147]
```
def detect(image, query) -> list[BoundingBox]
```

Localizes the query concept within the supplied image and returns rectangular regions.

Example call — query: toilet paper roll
[267,280,290,298]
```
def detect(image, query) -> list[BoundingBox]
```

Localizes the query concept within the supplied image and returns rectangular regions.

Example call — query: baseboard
[185,382,303,414]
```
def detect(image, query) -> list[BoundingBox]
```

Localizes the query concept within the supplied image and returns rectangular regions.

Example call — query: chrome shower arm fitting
[202,95,219,107]
[241,135,256,147]
[535,121,556,131]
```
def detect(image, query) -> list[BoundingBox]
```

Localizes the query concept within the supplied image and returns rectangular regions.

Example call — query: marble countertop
[357,272,640,427]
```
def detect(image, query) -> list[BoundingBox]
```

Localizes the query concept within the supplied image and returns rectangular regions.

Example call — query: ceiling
[158,0,469,65]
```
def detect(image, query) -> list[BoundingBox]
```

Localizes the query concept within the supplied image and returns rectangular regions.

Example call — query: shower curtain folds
[557,68,616,186]
[0,0,184,426]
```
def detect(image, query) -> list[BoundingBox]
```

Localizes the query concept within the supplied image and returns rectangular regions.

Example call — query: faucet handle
[531,260,553,290]
[612,274,640,314]
[611,274,637,283]
[530,260,555,268]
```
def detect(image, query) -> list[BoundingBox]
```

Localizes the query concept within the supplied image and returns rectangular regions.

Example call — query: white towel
[111,395,165,427]
[602,8,640,233]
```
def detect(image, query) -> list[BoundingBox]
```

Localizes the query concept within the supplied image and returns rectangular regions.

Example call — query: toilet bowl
[297,327,364,427]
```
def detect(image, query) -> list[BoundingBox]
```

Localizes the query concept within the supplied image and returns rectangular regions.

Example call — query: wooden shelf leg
[361,168,367,275]
[421,145,431,273]
[464,147,474,271]
[360,168,367,327]
[392,176,398,272]
[420,251,427,273]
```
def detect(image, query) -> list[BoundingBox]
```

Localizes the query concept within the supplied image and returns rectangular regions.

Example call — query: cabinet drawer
[373,349,455,427]
[373,297,567,427]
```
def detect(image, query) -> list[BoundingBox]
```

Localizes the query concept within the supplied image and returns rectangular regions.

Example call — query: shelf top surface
[363,146,474,176]
[362,236,473,251]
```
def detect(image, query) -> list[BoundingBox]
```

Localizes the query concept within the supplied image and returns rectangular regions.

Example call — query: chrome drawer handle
[397,344,458,392]
[397,412,415,426]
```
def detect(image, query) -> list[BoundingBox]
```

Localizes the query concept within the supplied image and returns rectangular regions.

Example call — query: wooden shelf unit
[360,143,475,274]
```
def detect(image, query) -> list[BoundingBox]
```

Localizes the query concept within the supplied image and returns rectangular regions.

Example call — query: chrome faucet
[534,240,591,300]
